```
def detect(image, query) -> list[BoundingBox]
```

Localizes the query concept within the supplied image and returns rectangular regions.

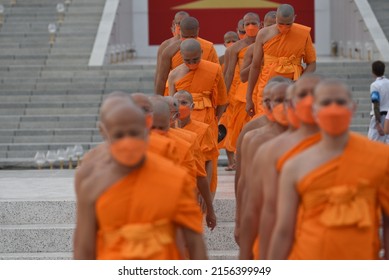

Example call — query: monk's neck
[179,117,191,128]
[299,123,320,136]
[272,122,288,133]
[320,131,349,152]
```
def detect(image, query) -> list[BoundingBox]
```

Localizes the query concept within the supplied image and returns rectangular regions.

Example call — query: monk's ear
[190,103,195,110]
[98,122,108,141]
[351,101,357,113]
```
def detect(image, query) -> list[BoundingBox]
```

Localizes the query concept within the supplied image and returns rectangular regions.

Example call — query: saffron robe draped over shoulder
[96,152,202,260]
[173,60,228,138]
[256,24,316,113]
[289,133,389,260]
[225,46,251,152]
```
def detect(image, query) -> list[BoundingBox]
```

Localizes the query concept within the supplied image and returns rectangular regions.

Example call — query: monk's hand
[245,100,255,117]
[206,210,217,231]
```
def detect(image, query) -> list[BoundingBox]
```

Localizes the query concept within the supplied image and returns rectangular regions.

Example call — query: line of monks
[73,3,389,260]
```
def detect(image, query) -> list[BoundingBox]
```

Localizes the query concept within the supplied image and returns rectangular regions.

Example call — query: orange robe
[149,131,179,163]
[173,60,228,138]
[96,152,202,260]
[225,46,251,153]
[289,133,389,260]
[170,127,207,178]
[171,37,219,70]
[256,23,316,112]
[276,133,321,172]
[183,119,219,193]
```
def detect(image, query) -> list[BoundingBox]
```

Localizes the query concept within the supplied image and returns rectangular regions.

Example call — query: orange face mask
[178,105,191,120]
[185,62,200,70]
[263,104,275,122]
[245,24,259,37]
[238,33,246,40]
[316,104,352,136]
[277,24,292,34]
[287,106,300,129]
[295,95,316,124]
[145,113,153,129]
[110,137,148,167]
[272,103,289,126]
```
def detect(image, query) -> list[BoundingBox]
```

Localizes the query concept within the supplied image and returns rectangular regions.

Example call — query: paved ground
[0,167,235,201]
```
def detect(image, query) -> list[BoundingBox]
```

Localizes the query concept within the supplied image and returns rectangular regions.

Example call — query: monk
[246,4,316,117]
[223,13,261,161]
[237,19,245,40]
[164,96,217,230]
[155,16,219,95]
[238,81,290,259]
[234,77,286,208]
[174,90,219,197]
[252,74,321,259]
[155,11,190,85]
[217,31,239,159]
[219,31,239,66]
[268,79,389,260]
[73,95,206,260]
[167,38,228,139]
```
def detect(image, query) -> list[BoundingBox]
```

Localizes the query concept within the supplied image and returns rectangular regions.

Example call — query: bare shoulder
[258,25,279,44]
[162,40,181,58]
[168,64,187,79]
[229,40,245,54]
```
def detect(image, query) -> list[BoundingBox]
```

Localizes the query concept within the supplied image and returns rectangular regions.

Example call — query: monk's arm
[259,156,279,259]
[239,153,262,259]
[197,176,217,230]
[167,70,177,96]
[224,48,238,93]
[155,49,173,95]
[73,170,97,259]
[246,33,264,113]
[205,160,213,187]
[383,211,389,259]
[240,49,253,82]
[182,227,208,259]
[215,70,228,120]
[304,61,316,74]
[267,162,299,259]
[155,40,169,85]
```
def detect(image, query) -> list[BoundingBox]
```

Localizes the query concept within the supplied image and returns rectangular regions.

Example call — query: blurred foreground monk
[155,16,219,95]
[246,4,316,116]
[223,13,261,159]
[73,94,206,260]
[131,93,180,162]
[238,81,290,259]
[254,74,322,259]
[167,38,228,138]
[174,90,219,196]
[268,80,389,260]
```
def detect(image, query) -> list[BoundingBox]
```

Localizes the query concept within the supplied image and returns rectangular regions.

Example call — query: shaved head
[131,93,153,114]
[151,99,170,131]
[100,91,132,123]
[174,90,193,103]
[224,31,239,43]
[180,38,201,53]
[286,84,296,100]
[314,79,352,100]
[277,4,295,18]
[270,82,290,105]
[174,11,189,22]
[264,11,277,27]
[243,12,260,22]
[180,16,199,31]
[238,19,244,29]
